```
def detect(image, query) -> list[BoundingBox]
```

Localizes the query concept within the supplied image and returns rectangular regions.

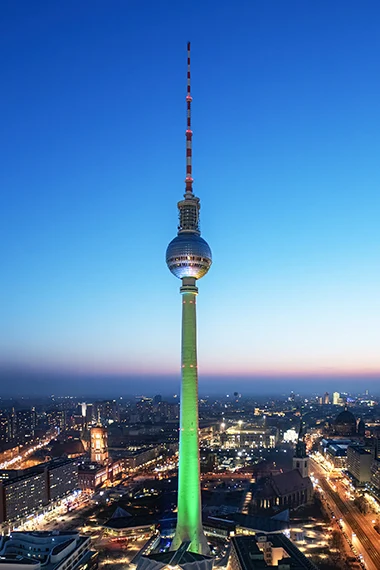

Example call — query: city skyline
[1,1,380,392]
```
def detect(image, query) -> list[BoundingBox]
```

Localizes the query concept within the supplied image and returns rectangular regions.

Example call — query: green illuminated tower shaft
[170,278,209,554]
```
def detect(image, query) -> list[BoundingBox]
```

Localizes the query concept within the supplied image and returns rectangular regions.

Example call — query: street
[311,457,380,570]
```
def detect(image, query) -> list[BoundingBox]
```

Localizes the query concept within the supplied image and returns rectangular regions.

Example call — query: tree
[353,495,369,514]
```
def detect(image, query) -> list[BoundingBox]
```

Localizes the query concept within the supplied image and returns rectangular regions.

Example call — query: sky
[1,0,380,396]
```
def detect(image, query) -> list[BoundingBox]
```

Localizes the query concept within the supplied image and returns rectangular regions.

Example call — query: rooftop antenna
[185,41,193,196]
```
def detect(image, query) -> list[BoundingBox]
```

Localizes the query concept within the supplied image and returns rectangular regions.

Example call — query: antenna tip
[187,41,191,50]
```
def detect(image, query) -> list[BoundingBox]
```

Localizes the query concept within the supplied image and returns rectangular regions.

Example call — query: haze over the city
[1,0,379,395]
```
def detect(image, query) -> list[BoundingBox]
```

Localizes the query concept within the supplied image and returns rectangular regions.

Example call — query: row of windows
[172,256,206,262]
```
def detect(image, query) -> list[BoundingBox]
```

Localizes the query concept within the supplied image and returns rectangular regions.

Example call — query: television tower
[166,42,212,555]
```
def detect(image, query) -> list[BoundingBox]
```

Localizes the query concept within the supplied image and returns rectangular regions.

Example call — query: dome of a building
[334,409,357,436]
[335,409,356,425]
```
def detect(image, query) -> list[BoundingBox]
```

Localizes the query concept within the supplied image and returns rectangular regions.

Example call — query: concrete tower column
[171,278,209,554]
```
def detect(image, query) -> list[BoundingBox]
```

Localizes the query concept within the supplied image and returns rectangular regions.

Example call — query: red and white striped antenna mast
[185,41,193,196]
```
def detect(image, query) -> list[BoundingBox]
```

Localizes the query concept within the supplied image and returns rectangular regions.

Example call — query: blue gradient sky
[1,1,380,394]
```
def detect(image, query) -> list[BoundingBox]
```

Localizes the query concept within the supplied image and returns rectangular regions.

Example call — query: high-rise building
[90,426,108,465]
[166,42,212,556]
[323,392,330,405]
[332,391,340,405]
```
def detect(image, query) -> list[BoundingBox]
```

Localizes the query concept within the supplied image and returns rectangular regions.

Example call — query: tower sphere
[166,233,212,280]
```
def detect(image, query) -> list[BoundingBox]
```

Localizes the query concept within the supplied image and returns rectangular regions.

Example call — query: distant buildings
[0,408,37,448]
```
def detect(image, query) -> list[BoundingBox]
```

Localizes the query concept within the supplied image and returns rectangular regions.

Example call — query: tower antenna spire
[185,41,193,195]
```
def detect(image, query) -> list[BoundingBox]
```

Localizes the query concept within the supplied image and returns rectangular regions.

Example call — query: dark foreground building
[228,535,318,570]
[0,531,97,570]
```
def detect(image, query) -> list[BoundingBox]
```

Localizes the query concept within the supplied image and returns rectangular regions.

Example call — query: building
[325,443,349,469]
[103,510,157,538]
[253,470,313,511]
[0,470,47,524]
[347,446,372,485]
[90,426,108,465]
[223,426,278,449]
[165,43,212,557]
[123,447,162,470]
[292,420,309,478]
[334,409,357,436]
[47,459,79,502]
[0,459,79,524]
[78,460,122,491]
[357,418,366,437]
[370,458,380,494]
[94,401,120,425]
[323,392,329,405]
[0,531,97,570]
[0,412,12,448]
[228,535,318,570]
[203,513,289,540]
[332,392,340,405]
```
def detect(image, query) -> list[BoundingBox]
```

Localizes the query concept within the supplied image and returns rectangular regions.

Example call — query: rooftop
[103,515,157,530]
[0,532,92,570]
[271,470,312,496]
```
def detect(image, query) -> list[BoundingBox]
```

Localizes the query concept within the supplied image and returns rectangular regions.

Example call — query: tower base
[137,541,213,570]
[171,528,210,556]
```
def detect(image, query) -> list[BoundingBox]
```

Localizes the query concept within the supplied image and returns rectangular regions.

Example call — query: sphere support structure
[170,277,209,555]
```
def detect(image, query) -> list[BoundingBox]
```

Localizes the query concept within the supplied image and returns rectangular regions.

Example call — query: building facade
[0,471,47,523]
[224,427,278,450]
[90,427,108,465]
[347,446,372,485]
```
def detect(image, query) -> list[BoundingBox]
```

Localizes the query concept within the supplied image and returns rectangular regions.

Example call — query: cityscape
[1,3,380,570]
[2,390,380,570]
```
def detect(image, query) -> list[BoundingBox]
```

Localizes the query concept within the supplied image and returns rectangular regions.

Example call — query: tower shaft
[171,279,209,555]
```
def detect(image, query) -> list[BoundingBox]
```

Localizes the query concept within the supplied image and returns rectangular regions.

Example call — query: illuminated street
[0,432,58,470]
[311,457,380,570]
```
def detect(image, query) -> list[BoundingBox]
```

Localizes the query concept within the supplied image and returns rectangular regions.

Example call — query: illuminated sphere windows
[166,233,212,280]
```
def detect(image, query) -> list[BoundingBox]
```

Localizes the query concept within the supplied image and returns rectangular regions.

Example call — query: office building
[0,459,79,524]
[0,470,47,523]
[332,392,340,405]
[347,446,372,485]
[47,459,79,502]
